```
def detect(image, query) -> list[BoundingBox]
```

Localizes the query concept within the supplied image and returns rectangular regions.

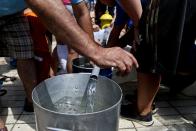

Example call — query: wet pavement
[0,57,196,131]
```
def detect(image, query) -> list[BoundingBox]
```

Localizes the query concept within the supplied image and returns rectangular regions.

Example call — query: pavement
[0,57,196,131]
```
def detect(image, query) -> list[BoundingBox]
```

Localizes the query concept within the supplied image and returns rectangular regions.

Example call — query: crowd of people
[0,0,196,130]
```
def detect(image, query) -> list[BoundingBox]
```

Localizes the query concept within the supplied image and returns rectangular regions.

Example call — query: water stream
[84,77,97,113]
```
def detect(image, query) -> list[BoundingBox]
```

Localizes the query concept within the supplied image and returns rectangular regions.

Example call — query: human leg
[121,72,161,126]
[1,12,37,111]
[24,10,52,83]
[51,36,69,74]
[17,59,37,104]
[137,72,161,115]
[67,48,79,73]
[57,44,68,74]
[0,119,7,131]
[51,46,59,75]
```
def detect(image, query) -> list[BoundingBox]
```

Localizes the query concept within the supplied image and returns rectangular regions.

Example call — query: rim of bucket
[32,73,122,116]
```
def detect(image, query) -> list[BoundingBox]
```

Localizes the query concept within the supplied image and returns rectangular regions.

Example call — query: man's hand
[92,46,139,75]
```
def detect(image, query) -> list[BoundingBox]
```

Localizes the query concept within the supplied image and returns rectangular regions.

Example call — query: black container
[72,57,112,79]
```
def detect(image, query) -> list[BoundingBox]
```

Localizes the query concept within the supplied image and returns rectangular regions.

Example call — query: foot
[24,98,34,112]
[0,119,7,131]
[123,94,158,115]
[120,104,154,126]
[0,126,8,131]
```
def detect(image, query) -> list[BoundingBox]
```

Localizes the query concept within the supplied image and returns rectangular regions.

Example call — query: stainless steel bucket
[32,73,122,131]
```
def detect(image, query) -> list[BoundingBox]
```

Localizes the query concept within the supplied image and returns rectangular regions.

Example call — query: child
[24,9,53,83]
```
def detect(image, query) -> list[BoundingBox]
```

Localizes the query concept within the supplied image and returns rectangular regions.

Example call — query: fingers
[124,51,139,68]
[95,47,139,75]
[115,57,132,76]
[114,48,138,75]
[116,60,127,74]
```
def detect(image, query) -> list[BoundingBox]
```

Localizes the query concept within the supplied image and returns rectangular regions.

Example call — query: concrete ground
[0,57,196,131]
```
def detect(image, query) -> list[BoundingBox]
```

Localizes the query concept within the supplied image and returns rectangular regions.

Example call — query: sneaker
[120,104,154,126]
[124,94,158,115]
[151,102,158,115]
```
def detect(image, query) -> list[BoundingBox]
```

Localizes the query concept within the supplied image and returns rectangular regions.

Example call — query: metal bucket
[72,57,112,79]
[32,73,122,131]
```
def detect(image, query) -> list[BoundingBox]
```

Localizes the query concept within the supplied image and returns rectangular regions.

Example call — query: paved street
[0,57,196,131]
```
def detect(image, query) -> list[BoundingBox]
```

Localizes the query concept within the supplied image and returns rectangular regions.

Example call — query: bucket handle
[46,127,72,131]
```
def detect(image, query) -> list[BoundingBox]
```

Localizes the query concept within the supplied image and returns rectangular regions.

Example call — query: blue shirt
[0,0,27,17]
[114,4,130,26]
[114,0,148,27]
[71,0,83,4]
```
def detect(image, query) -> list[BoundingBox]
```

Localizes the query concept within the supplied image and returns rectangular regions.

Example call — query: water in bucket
[51,67,100,114]
[53,78,99,114]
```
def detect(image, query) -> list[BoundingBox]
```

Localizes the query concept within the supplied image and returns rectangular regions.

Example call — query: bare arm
[72,1,94,39]
[25,0,139,73]
[25,0,98,60]
[107,24,125,47]
[119,0,142,27]
[119,0,142,51]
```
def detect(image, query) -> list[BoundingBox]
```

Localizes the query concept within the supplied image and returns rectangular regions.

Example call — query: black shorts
[136,0,196,74]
